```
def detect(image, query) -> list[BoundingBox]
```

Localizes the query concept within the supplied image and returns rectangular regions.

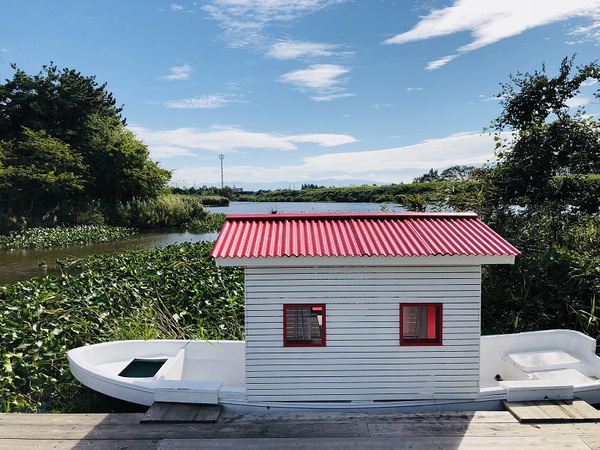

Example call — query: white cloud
[565,96,590,108]
[164,94,243,109]
[287,133,357,147]
[129,124,357,158]
[202,0,348,47]
[406,87,423,92]
[266,40,352,59]
[159,64,193,81]
[568,18,600,43]
[384,0,600,69]
[170,4,184,12]
[311,93,355,102]
[425,55,458,71]
[279,64,352,99]
[170,132,503,185]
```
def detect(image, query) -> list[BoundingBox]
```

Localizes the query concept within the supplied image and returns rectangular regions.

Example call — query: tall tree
[479,56,600,336]
[488,56,600,214]
[85,114,171,201]
[0,63,171,211]
[0,128,86,214]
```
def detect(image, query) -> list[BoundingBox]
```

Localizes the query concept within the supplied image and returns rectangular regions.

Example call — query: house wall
[244,265,481,403]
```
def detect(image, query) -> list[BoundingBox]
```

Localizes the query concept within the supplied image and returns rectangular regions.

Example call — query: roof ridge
[224,212,478,221]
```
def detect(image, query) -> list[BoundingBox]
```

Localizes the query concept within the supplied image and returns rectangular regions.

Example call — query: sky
[1,1,600,190]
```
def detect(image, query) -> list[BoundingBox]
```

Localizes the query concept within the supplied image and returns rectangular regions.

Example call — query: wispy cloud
[384,0,600,69]
[279,64,352,100]
[406,87,424,92]
[170,4,184,12]
[129,124,357,158]
[266,40,353,60]
[169,132,504,185]
[565,96,590,108]
[312,93,355,102]
[159,64,193,81]
[163,94,245,109]
[202,0,348,47]
[425,55,458,71]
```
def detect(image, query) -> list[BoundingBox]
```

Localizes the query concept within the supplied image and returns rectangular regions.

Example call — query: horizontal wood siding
[245,266,481,402]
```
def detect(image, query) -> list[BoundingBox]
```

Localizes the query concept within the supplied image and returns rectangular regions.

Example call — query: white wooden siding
[244,265,481,402]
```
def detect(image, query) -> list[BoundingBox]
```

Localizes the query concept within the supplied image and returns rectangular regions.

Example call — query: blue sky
[1,1,600,190]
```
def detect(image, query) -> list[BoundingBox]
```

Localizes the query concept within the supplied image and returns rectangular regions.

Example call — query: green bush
[111,194,208,228]
[188,213,226,233]
[199,195,229,207]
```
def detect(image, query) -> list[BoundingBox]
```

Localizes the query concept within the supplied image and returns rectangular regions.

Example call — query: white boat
[67,329,600,410]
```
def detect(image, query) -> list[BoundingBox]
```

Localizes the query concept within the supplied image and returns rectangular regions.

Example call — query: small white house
[211,212,519,404]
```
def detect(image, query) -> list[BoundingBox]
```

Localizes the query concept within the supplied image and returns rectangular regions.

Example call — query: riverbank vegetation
[0,242,244,413]
[0,64,207,233]
[0,225,135,249]
[476,57,600,337]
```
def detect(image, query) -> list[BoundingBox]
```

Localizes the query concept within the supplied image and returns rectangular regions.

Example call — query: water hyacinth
[0,225,136,250]
[0,241,244,413]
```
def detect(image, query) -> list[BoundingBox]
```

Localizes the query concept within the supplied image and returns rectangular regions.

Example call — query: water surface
[1,202,403,285]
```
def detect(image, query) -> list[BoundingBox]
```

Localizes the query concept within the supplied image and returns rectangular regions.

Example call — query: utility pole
[219,154,224,189]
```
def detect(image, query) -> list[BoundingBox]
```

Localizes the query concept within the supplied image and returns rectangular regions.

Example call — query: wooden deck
[504,399,600,423]
[2,408,600,449]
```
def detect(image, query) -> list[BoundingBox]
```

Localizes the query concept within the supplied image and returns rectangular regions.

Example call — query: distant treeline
[236,179,482,212]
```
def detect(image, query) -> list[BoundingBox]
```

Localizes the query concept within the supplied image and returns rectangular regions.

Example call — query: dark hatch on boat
[118,358,167,378]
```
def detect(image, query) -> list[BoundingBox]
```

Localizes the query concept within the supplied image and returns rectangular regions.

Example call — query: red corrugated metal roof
[210,212,520,259]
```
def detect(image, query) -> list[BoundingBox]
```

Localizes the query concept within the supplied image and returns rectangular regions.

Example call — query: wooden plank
[564,399,600,420]
[157,435,591,449]
[0,439,160,450]
[5,409,600,449]
[141,403,222,423]
[503,399,600,423]
[141,402,174,422]
[193,405,222,423]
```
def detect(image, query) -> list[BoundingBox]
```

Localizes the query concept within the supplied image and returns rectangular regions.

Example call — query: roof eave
[215,254,516,267]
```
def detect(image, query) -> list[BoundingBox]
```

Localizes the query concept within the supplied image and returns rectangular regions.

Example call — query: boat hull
[68,330,600,410]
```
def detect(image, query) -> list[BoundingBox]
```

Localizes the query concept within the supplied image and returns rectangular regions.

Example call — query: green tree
[85,115,171,201]
[0,63,123,145]
[480,56,600,337]
[488,56,600,213]
[440,165,475,182]
[0,63,171,219]
[0,128,86,216]
[413,168,440,183]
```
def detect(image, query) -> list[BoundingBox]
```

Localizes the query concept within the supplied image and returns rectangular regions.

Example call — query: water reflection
[1,202,402,285]
[0,229,217,286]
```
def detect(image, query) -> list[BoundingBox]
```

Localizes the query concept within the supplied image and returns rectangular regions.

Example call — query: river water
[0,202,403,285]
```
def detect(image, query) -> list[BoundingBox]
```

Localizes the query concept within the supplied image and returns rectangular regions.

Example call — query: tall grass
[111,194,207,228]
[188,213,226,233]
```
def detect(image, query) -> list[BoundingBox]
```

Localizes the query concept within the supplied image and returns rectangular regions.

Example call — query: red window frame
[399,303,443,346]
[283,304,326,347]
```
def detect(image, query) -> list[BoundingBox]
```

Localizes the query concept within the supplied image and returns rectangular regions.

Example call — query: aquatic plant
[188,213,226,233]
[0,241,244,413]
[0,225,135,249]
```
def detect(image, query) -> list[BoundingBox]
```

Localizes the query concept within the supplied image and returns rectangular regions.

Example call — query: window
[400,303,442,346]
[283,304,326,347]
